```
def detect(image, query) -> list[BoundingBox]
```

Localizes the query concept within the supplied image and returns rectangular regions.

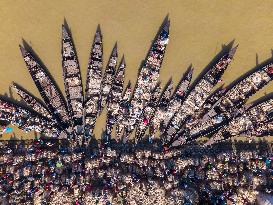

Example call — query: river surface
[0,0,273,140]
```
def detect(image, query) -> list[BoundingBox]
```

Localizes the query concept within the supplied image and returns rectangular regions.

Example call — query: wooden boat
[105,56,126,138]
[100,43,118,112]
[62,24,84,127]
[84,25,103,134]
[115,81,132,139]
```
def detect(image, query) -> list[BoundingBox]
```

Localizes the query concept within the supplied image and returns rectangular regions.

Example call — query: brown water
[1,0,273,140]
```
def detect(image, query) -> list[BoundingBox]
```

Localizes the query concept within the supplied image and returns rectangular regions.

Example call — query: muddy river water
[0,0,273,140]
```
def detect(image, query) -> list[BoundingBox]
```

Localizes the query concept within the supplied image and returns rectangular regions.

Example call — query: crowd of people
[0,138,272,204]
[155,61,273,149]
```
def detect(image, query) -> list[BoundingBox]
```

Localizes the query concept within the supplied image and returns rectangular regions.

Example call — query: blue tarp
[5,127,13,133]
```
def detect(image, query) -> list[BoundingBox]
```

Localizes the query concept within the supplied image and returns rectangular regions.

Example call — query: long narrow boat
[149,78,173,136]
[84,26,103,135]
[62,24,84,129]
[163,45,237,146]
[100,43,118,112]
[11,83,52,119]
[123,17,170,139]
[19,45,71,131]
[105,56,126,138]
[115,81,132,139]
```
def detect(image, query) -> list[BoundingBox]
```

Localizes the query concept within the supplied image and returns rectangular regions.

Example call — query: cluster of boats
[0,16,272,150]
[0,16,273,204]
[180,62,273,146]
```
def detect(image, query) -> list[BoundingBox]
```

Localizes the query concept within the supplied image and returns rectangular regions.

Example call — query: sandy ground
[1,0,273,140]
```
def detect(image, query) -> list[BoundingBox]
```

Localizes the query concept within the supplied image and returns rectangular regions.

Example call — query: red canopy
[268,66,273,74]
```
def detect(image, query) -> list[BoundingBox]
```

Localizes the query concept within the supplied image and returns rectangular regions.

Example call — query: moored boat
[100,43,118,113]
[62,23,84,129]
[84,25,103,135]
